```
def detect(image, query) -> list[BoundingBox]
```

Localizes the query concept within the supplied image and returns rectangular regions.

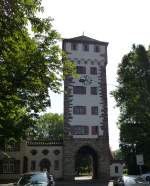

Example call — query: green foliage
[112,149,123,160]
[112,44,150,173]
[0,0,75,144]
[30,113,63,140]
[75,155,92,176]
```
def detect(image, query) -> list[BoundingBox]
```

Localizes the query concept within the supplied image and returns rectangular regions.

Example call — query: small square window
[73,86,86,94]
[73,106,86,115]
[91,87,98,95]
[76,66,86,74]
[90,67,97,75]
[71,43,78,51]
[71,126,89,135]
[91,106,98,115]
[92,126,98,135]
[94,45,100,52]
[83,44,89,51]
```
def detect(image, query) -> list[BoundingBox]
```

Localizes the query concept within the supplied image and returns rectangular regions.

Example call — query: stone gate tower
[63,36,110,182]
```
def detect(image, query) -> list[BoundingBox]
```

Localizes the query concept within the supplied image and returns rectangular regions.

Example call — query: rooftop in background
[63,35,109,46]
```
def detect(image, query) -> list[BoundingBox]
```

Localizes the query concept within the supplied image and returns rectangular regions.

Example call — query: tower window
[92,126,98,135]
[63,42,66,51]
[83,44,89,51]
[73,86,86,94]
[71,43,78,51]
[91,106,98,115]
[76,66,86,74]
[94,45,100,52]
[91,87,98,95]
[90,67,97,75]
[73,106,86,115]
[71,126,89,135]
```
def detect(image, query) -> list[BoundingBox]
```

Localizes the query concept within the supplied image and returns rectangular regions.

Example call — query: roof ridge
[63,35,108,45]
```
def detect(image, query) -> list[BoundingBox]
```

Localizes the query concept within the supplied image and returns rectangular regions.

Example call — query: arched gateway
[75,146,98,179]
[63,35,110,182]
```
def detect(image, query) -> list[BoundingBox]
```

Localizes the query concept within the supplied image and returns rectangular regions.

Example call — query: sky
[41,0,150,151]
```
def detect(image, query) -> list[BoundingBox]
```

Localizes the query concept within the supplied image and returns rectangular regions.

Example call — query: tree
[112,149,123,160]
[30,113,63,140]
[0,0,75,145]
[112,45,150,173]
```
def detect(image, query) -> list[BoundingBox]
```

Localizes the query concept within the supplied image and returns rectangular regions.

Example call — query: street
[0,180,114,186]
[55,179,113,186]
[55,176,113,186]
[0,176,113,186]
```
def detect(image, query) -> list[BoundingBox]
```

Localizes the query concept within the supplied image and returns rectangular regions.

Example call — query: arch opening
[39,158,51,172]
[75,146,98,180]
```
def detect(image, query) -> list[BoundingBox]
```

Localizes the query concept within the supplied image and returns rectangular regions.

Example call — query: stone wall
[63,137,110,182]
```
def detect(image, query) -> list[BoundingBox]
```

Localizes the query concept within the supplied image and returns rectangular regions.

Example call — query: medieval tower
[63,35,110,182]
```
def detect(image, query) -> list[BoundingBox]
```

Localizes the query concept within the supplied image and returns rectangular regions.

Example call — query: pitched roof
[110,160,124,164]
[63,35,108,46]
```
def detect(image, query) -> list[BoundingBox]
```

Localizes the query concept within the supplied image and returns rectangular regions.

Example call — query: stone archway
[39,158,51,172]
[75,146,98,179]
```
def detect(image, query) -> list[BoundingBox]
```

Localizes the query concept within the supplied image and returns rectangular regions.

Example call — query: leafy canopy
[112,45,150,171]
[30,113,63,141]
[0,0,75,144]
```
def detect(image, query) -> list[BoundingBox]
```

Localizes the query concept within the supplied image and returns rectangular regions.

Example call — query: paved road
[0,181,113,186]
[55,180,113,186]
[0,176,113,186]
[55,176,113,186]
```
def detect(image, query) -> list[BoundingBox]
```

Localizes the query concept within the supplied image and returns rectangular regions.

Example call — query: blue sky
[41,0,150,150]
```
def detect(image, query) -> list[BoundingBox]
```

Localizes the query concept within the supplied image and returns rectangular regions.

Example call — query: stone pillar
[63,139,75,180]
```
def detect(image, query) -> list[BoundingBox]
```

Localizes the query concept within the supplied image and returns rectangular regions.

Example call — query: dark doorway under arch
[23,156,28,173]
[75,146,98,179]
[39,158,51,172]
